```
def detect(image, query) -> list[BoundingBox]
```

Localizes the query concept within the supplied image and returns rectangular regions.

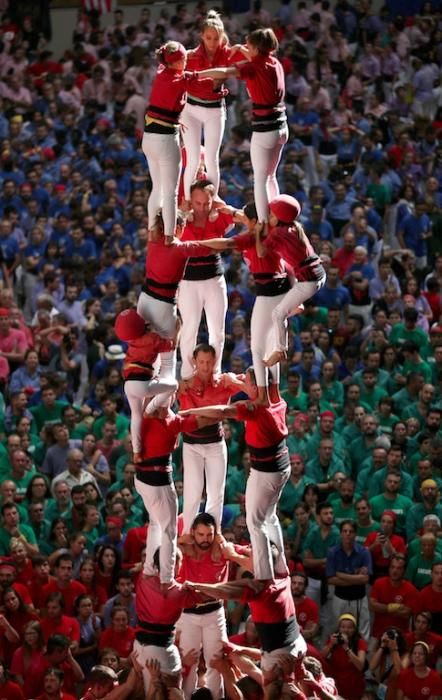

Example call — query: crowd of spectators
[0,0,439,698]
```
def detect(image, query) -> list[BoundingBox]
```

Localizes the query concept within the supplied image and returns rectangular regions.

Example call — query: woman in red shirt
[94,545,120,597]
[98,607,134,667]
[181,11,232,202]
[397,641,442,699]
[10,621,46,699]
[321,613,368,700]
[77,558,107,615]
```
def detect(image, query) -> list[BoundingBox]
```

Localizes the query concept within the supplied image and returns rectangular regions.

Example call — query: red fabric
[140,412,198,462]
[94,569,114,597]
[266,224,318,276]
[418,585,442,621]
[40,580,86,616]
[234,231,289,280]
[178,549,229,585]
[236,399,288,449]
[186,44,232,100]
[29,576,54,611]
[147,67,201,124]
[34,659,78,696]
[241,575,295,624]
[35,692,76,700]
[237,53,285,110]
[332,248,356,278]
[0,329,28,355]
[123,333,174,380]
[397,667,442,699]
[98,626,135,658]
[0,680,25,700]
[10,647,47,699]
[81,581,108,612]
[136,575,201,626]
[228,631,260,649]
[327,637,368,700]
[122,525,148,566]
[13,559,34,589]
[40,615,80,643]
[370,576,419,638]
[295,595,319,630]
[404,631,442,668]
[364,532,406,572]
[181,212,233,244]
[144,238,211,300]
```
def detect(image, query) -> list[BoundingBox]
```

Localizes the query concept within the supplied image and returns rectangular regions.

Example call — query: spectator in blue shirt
[304,204,334,241]
[398,199,432,271]
[315,265,351,311]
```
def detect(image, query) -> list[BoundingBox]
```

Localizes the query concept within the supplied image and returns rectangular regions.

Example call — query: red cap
[269,195,301,223]
[292,413,308,427]
[381,510,397,522]
[106,516,123,528]
[162,42,186,65]
[114,309,146,342]
[0,307,10,317]
[320,410,335,420]
[430,324,442,334]
[54,184,66,192]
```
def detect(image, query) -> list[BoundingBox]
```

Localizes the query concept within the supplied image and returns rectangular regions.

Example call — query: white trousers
[271,279,325,352]
[251,294,287,387]
[178,276,227,379]
[331,594,371,642]
[125,378,178,454]
[178,607,227,700]
[134,477,177,585]
[251,124,288,222]
[261,634,307,671]
[182,440,227,533]
[181,102,226,200]
[133,640,181,696]
[246,467,290,580]
[137,292,178,379]
[142,131,181,237]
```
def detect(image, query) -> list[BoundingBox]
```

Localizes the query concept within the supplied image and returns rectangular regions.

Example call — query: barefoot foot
[264,350,287,367]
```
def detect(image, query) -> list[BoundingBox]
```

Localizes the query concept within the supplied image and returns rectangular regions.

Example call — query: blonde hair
[200,10,227,45]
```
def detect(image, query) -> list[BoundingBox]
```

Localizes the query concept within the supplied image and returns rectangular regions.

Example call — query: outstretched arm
[197,66,240,80]
[185,579,263,600]
[179,403,240,419]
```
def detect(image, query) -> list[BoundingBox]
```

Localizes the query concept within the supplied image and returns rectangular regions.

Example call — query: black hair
[191,512,217,530]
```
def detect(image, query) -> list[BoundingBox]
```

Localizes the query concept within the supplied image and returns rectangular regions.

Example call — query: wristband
[387,603,400,613]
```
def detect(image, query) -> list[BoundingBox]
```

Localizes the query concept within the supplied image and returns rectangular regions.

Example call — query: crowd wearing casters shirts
[0,0,440,698]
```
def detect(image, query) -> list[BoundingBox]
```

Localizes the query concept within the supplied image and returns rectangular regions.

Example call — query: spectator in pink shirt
[0,308,29,369]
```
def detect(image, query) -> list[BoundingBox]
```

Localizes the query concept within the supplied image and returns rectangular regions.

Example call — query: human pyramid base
[111,11,330,700]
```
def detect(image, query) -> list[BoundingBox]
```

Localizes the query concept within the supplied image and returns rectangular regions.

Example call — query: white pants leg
[178,277,227,379]
[125,378,177,453]
[245,467,290,580]
[181,103,226,199]
[134,477,177,584]
[137,292,178,379]
[251,294,287,387]
[177,280,205,379]
[331,595,371,642]
[180,608,227,700]
[133,640,182,697]
[142,131,181,237]
[261,635,307,671]
[250,124,289,222]
[182,441,227,533]
[271,280,324,352]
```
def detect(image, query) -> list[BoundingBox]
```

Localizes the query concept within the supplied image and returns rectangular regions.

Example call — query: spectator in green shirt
[0,502,38,557]
[332,477,357,525]
[405,533,439,589]
[405,478,442,542]
[279,454,312,518]
[391,372,424,415]
[92,395,130,440]
[29,386,68,433]
[389,307,431,360]
[281,370,308,414]
[375,396,400,436]
[354,497,378,544]
[349,413,380,475]
[412,459,442,501]
[401,342,433,386]
[369,471,413,534]
[356,445,388,498]
[359,369,389,411]
[408,515,442,559]
[368,446,414,500]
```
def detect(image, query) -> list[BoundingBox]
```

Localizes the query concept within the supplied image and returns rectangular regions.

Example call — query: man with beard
[369,471,413,534]
[349,413,380,474]
[177,513,234,700]
[406,479,442,542]
[291,572,319,642]
[424,407,442,439]
[332,477,357,525]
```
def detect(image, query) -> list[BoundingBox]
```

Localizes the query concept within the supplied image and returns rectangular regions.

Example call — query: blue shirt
[326,542,372,600]
[314,284,351,309]
[399,213,431,257]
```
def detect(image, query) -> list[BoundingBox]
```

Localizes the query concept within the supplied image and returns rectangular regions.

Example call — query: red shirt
[123,525,149,566]
[236,399,288,449]
[36,693,76,700]
[237,53,285,111]
[10,647,47,699]
[98,626,135,658]
[404,631,442,668]
[332,247,356,278]
[178,549,229,586]
[0,329,28,355]
[370,576,418,638]
[13,559,34,589]
[178,372,239,443]
[364,532,406,572]
[186,44,231,101]
[294,595,319,631]
[397,667,442,699]
[181,212,234,281]
[40,615,80,643]
[147,66,200,125]
[228,631,260,649]
[418,585,442,633]
[136,575,201,627]
[144,238,211,301]
[242,575,295,624]
[234,232,289,294]
[123,333,173,380]
[35,659,77,696]
[81,581,107,613]
[40,580,86,616]
[266,225,323,282]
[140,412,197,462]
[0,680,25,700]
[328,637,368,700]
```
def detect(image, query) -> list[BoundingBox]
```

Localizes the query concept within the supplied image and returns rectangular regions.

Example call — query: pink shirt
[0,328,28,354]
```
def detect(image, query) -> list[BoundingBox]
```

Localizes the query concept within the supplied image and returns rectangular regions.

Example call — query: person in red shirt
[181,11,233,202]
[3,587,38,661]
[40,554,86,616]
[133,547,205,696]
[122,525,148,570]
[10,620,46,699]
[255,195,326,369]
[364,510,407,578]
[291,572,319,642]
[180,366,291,581]
[98,607,135,666]
[40,593,80,648]
[136,404,214,586]
[78,558,107,615]
[35,667,76,700]
[229,616,260,649]
[178,342,246,533]
[0,308,29,370]
[397,641,442,700]
[321,613,368,700]
[369,555,418,641]
[418,561,442,634]
[113,308,177,462]
[404,612,442,669]
[142,41,207,241]
[35,635,84,697]
[0,658,25,700]
[177,180,234,379]
[198,28,288,225]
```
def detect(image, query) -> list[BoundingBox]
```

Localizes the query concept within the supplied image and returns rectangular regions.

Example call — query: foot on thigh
[264,350,287,367]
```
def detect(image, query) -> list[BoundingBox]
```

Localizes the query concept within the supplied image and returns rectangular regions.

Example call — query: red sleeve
[240,586,258,604]
[233,233,254,252]
[70,617,80,643]
[14,583,32,606]
[235,402,256,422]
[178,241,214,258]
[151,333,174,354]
[174,414,199,435]
[237,61,256,80]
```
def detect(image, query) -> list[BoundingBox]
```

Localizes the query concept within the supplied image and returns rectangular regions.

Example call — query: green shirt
[405,503,442,541]
[332,501,357,526]
[93,413,130,440]
[30,400,68,433]
[353,368,390,390]
[389,324,430,359]
[402,359,432,384]
[359,386,388,411]
[279,476,312,517]
[320,381,345,412]
[281,389,308,413]
[405,553,437,589]
[356,520,379,545]
[408,536,442,559]
[0,524,37,556]
[367,468,414,500]
[369,493,413,532]
[305,455,349,484]
[302,524,340,560]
